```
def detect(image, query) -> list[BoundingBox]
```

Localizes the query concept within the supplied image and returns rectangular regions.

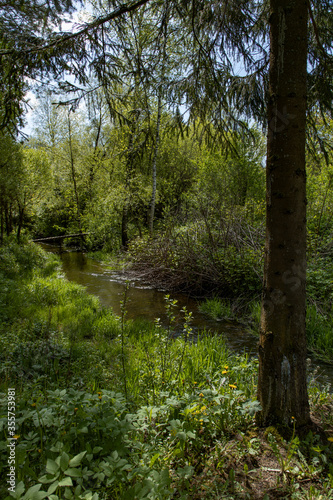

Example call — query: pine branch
[0,0,151,57]
[307,0,332,62]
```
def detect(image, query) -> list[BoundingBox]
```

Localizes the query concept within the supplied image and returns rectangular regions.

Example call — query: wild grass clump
[199,297,235,320]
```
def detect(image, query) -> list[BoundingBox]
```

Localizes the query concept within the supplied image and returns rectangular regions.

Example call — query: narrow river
[43,244,333,387]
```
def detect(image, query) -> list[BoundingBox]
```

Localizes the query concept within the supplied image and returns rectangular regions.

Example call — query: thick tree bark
[257,0,311,427]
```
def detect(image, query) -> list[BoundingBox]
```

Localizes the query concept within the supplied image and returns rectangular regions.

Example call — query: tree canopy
[1,0,331,136]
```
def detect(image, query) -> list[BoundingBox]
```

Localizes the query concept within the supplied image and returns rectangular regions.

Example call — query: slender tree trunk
[121,103,141,249]
[17,201,24,243]
[149,90,162,236]
[256,0,311,427]
[68,113,83,249]
[148,9,169,236]
[5,202,11,236]
[89,101,103,201]
[0,205,3,245]
[121,130,135,249]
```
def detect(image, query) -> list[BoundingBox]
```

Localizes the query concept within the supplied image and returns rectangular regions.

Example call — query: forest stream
[42,244,333,388]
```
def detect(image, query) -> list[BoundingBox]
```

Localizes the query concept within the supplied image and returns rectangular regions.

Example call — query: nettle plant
[0,353,261,499]
[0,388,175,500]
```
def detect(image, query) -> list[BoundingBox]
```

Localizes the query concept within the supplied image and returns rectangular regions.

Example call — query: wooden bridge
[33,233,89,250]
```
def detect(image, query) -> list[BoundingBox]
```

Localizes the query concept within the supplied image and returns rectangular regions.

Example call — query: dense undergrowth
[1,241,333,499]
[127,207,264,298]
[123,202,333,364]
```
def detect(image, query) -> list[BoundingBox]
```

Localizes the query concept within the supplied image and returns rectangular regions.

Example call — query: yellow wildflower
[222,370,228,374]
[201,406,207,412]
[199,393,204,397]
[229,384,237,390]
[13,435,20,439]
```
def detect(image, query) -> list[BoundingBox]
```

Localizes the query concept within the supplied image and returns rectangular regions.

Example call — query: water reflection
[59,249,257,353]
[42,245,333,388]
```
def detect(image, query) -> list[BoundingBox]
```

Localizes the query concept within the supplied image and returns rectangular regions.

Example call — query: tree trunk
[256,0,311,427]
[0,205,3,245]
[148,8,170,236]
[68,113,83,249]
[17,202,24,243]
[121,204,129,248]
[121,131,135,249]
[148,90,162,236]
[5,202,12,236]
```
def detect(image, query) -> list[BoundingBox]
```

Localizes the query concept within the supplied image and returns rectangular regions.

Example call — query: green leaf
[92,446,103,454]
[69,450,87,467]
[64,468,83,478]
[50,442,64,453]
[38,474,58,485]
[95,472,105,481]
[47,482,59,495]
[23,484,49,500]
[58,477,73,487]
[64,488,73,500]
[23,484,42,497]
[60,452,70,471]
[46,459,59,475]
[149,452,160,467]
[74,485,82,496]
[177,431,187,441]
[9,481,25,499]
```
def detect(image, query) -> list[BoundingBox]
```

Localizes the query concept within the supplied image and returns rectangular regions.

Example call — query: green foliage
[307,257,333,304]
[199,298,236,321]
[1,243,333,499]
[306,305,333,360]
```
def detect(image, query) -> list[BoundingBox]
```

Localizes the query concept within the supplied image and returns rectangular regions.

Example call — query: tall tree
[148,3,170,236]
[256,0,311,427]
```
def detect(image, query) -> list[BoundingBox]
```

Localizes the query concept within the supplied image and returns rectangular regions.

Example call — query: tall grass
[199,297,235,320]
[306,304,333,360]
[199,297,333,363]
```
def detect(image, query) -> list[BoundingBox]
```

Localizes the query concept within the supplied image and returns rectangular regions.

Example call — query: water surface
[42,244,333,387]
